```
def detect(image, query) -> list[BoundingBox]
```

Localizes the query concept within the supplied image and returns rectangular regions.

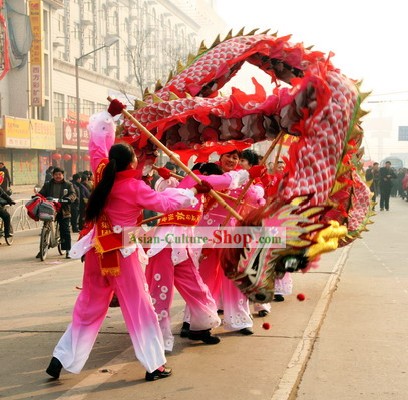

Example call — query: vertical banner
[0,0,11,80]
[29,0,44,106]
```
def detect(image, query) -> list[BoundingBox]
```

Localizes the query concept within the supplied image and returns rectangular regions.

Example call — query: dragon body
[118,30,372,302]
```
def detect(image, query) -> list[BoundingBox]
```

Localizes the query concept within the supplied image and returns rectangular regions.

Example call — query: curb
[270,245,352,400]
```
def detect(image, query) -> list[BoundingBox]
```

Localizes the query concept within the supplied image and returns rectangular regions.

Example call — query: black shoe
[380,208,384,211]
[188,329,220,344]
[46,357,62,379]
[36,252,41,259]
[145,366,172,381]
[65,252,71,259]
[274,294,285,302]
[180,322,190,338]
[239,327,254,335]
[5,233,13,238]
[258,310,269,317]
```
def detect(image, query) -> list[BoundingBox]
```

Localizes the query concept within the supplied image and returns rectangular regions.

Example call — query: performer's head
[109,142,137,171]
[240,149,259,170]
[199,162,223,175]
[86,143,136,222]
[219,149,240,172]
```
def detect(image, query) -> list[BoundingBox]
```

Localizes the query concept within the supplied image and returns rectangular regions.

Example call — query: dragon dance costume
[145,170,250,351]
[50,110,197,374]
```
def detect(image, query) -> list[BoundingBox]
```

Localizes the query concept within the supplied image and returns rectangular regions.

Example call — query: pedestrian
[0,186,16,238]
[379,161,397,211]
[365,162,380,209]
[37,167,76,258]
[0,161,12,194]
[44,166,54,184]
[70,174,81,232]
[45,103,209,382]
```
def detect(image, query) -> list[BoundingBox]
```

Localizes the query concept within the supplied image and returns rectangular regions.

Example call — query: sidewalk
[297,196,408,399]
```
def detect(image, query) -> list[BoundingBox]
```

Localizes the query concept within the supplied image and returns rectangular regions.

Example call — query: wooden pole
[222,131,285,226]
[151,165,243,203]
[108,97,243,221]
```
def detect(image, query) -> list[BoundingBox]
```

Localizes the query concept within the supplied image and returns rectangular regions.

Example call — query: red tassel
[108,99,126,117]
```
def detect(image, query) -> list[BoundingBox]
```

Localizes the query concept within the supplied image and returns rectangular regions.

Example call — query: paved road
[0,196,407,400]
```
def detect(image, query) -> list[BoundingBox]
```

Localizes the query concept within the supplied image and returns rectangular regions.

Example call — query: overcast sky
[213,0,408,98]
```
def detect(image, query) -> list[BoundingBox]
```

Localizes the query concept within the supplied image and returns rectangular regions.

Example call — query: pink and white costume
[145,170,249,351]
[52,111,196,374]
[198,182,265,331]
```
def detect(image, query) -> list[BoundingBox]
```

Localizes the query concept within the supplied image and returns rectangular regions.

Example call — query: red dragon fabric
[116,29,373,302]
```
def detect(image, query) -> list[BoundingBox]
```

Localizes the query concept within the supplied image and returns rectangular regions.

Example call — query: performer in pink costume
[45,105,202,382]
[145,164,251,351]
[198,149,265,335]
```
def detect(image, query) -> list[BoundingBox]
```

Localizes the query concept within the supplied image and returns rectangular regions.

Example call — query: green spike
[151,93,163,103]
[197,40,208,56]
[224,29,233,41]
[167,70,174,83]
[210,34,221,48]
[176,60,185,73]
[168,92,179,101]
[155,79,163,91]
[187,53,196,65]
[235,27,245,37]
[134,99,148,109]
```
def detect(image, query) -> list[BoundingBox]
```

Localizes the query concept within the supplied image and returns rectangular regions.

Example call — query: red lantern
[82,154,91,161]
[52,153,62,160]
[63,154,72,161]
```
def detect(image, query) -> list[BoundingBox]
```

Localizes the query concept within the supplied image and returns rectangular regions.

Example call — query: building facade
[0,0,225,184]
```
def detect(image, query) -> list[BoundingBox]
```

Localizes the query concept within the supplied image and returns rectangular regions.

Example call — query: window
[398,126,408,141]
[67,95,77,113]
[82,100,94,116]
[53,92,65,117]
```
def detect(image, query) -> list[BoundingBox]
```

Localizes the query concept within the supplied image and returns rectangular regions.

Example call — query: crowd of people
[365,161,408,211]
[42,104,294,383]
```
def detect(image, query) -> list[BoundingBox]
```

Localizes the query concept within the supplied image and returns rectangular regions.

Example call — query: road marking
[0,260,76,285]
[270,245,352,400]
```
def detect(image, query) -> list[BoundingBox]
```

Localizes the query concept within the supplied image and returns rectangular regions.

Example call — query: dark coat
[39,179,77,218]
[379,166,397,189]
[0,186,13,206]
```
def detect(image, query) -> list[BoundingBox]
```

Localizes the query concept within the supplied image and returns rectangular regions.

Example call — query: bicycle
[0,204,14,246]
[38,197,68,261]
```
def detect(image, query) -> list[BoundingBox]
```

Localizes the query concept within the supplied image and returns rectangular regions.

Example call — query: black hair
[199,162,223,175]
[192,162,203,171]
[85,143,135,222]
[72,173,81,180]
[240,149,259,167]
[53,167,65,174]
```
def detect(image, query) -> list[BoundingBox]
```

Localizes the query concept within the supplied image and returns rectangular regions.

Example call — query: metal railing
[8,199,41,232]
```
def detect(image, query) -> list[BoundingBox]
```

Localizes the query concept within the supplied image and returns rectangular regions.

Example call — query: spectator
[37,167,77,258]
[0,161,12,194]
[0,186,16,238]
[365,162,380,209]
[70,174,81,233]
[379,161,397,211]
[45,166,54,184]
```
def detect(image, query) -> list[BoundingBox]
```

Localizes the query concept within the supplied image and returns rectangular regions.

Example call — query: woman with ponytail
[45,104,207,382]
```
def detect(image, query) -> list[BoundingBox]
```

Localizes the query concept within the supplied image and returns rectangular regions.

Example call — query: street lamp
[75,36,119,172]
